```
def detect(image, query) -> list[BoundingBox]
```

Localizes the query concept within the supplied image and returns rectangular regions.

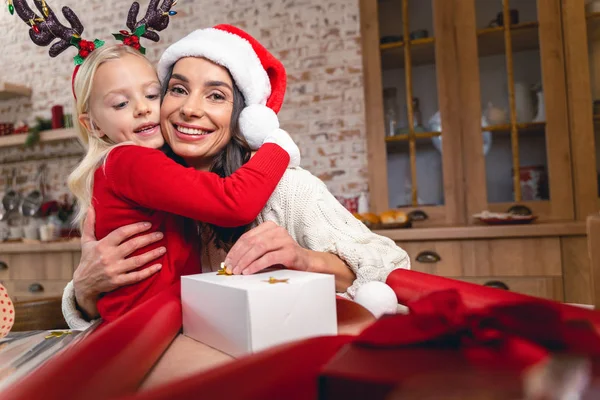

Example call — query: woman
[63,25,410,329]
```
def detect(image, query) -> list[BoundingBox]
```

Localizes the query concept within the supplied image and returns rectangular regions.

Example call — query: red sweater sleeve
[103,143,289,227]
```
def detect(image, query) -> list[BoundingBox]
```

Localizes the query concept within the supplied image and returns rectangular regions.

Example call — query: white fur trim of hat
[157,28,271,107]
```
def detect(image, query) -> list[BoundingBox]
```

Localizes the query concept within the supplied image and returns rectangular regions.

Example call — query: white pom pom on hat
[156,24,288,148]
[354,281,398,319]
[239,105,279,150]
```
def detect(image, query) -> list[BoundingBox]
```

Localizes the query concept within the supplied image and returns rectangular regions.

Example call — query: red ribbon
[355,289,600,371]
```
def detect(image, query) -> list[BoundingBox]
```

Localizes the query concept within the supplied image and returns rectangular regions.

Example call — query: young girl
[66,43,300,322]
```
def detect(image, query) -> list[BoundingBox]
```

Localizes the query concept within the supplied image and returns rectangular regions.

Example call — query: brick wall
[0,0,369,207]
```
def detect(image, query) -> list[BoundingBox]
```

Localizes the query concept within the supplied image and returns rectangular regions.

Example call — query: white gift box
[181,268,338,357]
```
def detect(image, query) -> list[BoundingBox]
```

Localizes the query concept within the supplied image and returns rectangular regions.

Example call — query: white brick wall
[0,0,368,202]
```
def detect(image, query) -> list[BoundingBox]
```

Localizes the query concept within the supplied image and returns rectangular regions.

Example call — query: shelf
[0,239,80,253]
[0,128,79,148]
[0,82,32,101]
[385,131,441,152]
[380,22,539,70]
[485,121,546,135]
[380,37,435,69]
[373,221,585,242]
[384,121,546,153]
[385,131,441,142]
[587,11,600,29]
[476,22,539,58]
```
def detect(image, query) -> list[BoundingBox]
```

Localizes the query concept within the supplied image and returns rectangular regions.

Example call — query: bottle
[412,97,423,128]
[358,192,369,213]
[383,88,399,137]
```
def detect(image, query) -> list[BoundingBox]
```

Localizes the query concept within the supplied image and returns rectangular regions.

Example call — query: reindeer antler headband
[11,0,177,94]
[113,0,177,55]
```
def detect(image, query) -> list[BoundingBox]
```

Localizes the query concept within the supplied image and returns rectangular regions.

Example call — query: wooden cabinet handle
[408,210,428,221]
[28,283,44,293]
[0,261,7,271]
[483,280,510,291]
[416,251,441,264]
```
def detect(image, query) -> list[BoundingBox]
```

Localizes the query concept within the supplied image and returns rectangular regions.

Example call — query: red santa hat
[157,24,288,149]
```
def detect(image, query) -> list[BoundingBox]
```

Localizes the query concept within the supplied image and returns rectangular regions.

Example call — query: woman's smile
[172,122,215,141]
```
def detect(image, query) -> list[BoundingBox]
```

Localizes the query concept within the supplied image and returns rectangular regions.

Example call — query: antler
[126,0,175,42]
[13,0,84,57]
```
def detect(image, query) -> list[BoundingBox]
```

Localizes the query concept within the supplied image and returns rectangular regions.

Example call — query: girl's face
[161,57,235,170]
[80,54,164,148]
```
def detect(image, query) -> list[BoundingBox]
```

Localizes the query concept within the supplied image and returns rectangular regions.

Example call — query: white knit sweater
[62,167,410,330]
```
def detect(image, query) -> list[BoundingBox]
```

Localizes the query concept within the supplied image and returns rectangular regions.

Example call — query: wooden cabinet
[458,0,574,221]
[459,277,564,301]
[401,236,569,302]
[0,242,80,301]
[360,0,600,303]
[361,0,583,222]
[361,0,464,226]
[377,222,589,302]
[561,0,600,219]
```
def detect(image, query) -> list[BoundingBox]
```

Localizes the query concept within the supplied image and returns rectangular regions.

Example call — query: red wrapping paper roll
[2,284,182,400]
[121,335,353,400]
[386,269,600,329]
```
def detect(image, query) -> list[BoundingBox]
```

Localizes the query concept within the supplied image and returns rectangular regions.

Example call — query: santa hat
[157,24,287,150]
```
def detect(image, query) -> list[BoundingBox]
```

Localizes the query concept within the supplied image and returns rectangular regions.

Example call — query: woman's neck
[184,157,213,171]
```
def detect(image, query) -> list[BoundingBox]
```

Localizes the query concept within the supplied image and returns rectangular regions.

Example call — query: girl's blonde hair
[67,44,155,230]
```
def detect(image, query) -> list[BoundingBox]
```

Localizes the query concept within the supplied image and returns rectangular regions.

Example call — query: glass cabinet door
[458,0,574,221]
[587,3,600,214]
[365,0,464,225]
[561,0,600,219]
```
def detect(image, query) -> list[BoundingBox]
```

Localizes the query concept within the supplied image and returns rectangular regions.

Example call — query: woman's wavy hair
[161,63,253,251]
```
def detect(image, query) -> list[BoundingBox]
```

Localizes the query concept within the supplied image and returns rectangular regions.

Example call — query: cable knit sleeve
[61,280,96,330]
[258,168,411,299]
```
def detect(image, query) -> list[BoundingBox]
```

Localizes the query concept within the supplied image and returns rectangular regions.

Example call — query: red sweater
[93,143,289,322]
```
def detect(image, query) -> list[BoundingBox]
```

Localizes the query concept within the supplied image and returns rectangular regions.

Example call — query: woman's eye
[113,101,128,110]
[169,86,187,95]
[208,92,226,101]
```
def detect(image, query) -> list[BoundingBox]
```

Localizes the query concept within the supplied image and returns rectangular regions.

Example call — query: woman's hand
[224,221,356,292]
[73,207,166,319]
[225,221,309,275]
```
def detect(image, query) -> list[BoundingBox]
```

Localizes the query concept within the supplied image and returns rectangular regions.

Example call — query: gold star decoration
[264,277,289,284]
[217,262,233,276]
[45,330,73,340]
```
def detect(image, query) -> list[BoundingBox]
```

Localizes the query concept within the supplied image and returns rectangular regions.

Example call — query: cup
[9,226,23,240]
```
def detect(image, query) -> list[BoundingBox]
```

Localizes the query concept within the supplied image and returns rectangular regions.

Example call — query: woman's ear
[78,113,105,137]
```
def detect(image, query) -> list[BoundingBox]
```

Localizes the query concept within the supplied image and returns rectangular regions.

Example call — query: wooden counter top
[0,239,80,253]
[0,222,587,252]
[373,221,587,241]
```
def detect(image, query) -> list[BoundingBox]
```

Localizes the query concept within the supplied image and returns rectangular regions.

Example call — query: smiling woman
[160,57,241,170]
